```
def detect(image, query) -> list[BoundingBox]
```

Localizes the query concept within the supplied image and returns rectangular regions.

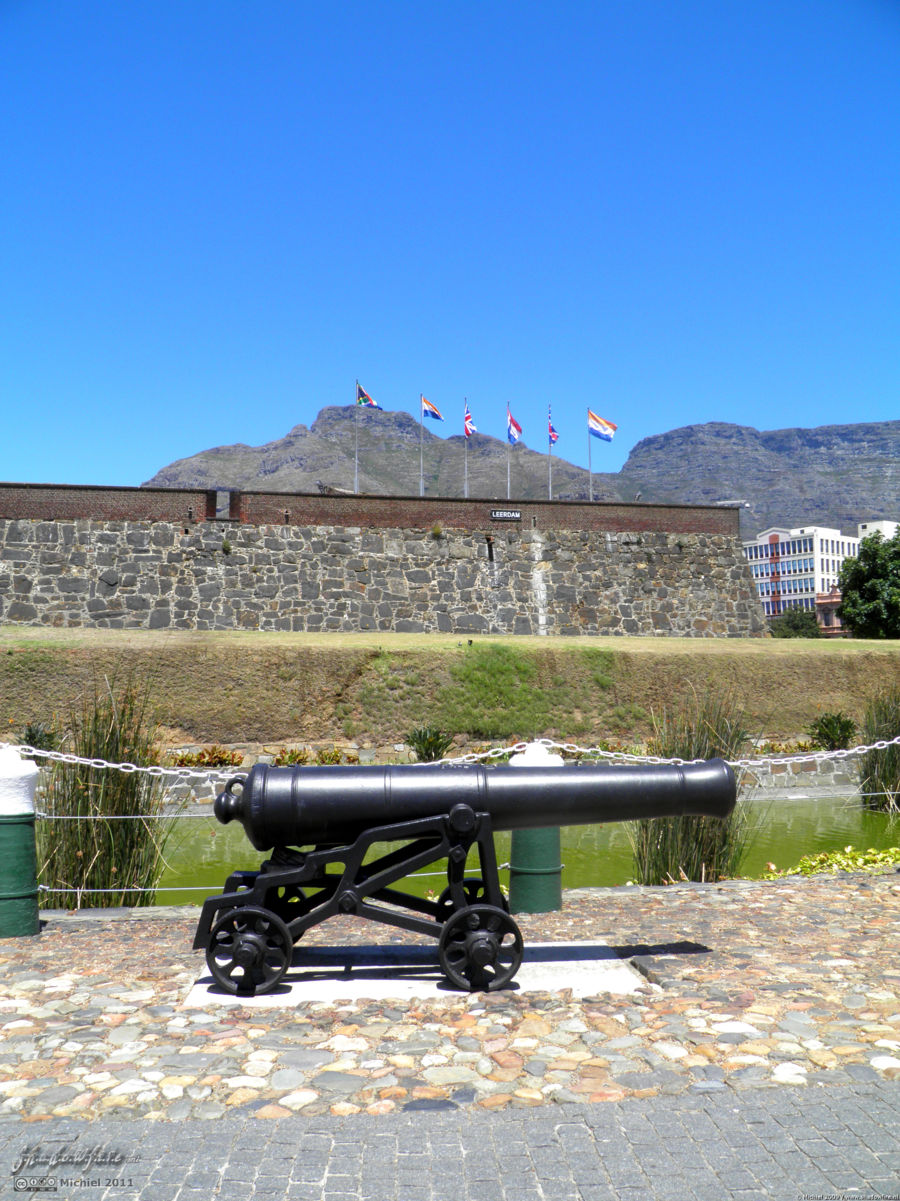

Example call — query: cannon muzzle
[215,758,736,852]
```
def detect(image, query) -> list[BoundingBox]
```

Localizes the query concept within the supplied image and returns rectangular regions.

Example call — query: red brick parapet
[0,483,740,536]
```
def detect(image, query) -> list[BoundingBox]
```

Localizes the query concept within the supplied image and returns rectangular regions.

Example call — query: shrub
[806,711,857,751]
[314,745,342,765]
[170,745,244,768]
[407,726,455,762]
[38,674,173,908]
[858,686,900,812]
[273,746,309,766]
[755,739,815,755]
[630,689,753,885]
[19,721,58,761]
[768,609,821,638]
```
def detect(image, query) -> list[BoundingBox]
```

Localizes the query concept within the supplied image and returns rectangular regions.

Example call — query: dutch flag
[507,406,522,445]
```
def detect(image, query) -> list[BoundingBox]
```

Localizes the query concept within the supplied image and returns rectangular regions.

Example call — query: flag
[507,405,522,445]
[548,407,559,446]
[588,409,616,441]
[357,383,382,409]
[464,401,476,438]
[421,395,444,421]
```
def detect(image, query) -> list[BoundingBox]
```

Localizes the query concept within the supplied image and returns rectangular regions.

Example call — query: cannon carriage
[194,758,736,995]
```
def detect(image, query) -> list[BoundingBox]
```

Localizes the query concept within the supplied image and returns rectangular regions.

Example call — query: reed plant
[629,689,753,885]
[858,686,900,813]
[37,674,172,908]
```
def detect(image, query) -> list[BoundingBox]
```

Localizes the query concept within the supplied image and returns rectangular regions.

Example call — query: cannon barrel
[214,759,737,852]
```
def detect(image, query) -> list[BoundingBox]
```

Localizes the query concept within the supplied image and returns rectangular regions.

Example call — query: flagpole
[464,398,468,499]
[588,413,593,503]
[419,395,424,497]
[547,405,552,500]
[354,380,359,494]
[507,439,511,500]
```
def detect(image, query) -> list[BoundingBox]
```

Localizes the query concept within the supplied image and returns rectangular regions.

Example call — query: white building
[741,524,860,630]
[857,520,899,540]
[742,520,898,634]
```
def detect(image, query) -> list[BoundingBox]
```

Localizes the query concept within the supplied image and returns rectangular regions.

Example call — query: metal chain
[1,742,237,785]
[440,734,900,768]
[5,732,900,778]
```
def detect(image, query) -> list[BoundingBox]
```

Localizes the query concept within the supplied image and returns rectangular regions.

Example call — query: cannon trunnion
[194,758,736,995]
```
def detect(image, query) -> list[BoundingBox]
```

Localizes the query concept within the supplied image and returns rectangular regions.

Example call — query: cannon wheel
[438,904,523,992]
[206,906,293,996]
[436,879,510,920]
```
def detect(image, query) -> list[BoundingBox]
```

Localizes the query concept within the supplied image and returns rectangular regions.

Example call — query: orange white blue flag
[588,409,617,441]
[421,395,444,421]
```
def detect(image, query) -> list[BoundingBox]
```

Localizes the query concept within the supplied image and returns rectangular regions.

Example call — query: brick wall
[237,491,739,536]
[0,483,739,536]
[0,483,208,524]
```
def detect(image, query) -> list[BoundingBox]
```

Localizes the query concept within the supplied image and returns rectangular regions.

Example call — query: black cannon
[194,758,736,995]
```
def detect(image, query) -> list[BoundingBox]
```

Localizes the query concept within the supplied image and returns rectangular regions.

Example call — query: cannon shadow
[194,938,711,1001]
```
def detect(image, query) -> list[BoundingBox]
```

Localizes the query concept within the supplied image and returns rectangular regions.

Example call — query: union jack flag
[548,407,560,446]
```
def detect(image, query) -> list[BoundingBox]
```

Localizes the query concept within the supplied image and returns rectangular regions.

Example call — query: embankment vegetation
[3,627,900,752]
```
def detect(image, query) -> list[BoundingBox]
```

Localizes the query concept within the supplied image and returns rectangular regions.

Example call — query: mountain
[616,420,900,535]
[143,406,621,505]
[142,409,900,536]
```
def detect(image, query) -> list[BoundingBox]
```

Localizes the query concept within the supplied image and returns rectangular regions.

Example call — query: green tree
[838,530,900,639]
[768,608,821,638]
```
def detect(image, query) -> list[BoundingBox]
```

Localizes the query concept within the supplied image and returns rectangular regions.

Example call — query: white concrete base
[183,941,649,1008]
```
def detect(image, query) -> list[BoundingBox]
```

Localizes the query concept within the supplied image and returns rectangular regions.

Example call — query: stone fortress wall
[0,484,767,637]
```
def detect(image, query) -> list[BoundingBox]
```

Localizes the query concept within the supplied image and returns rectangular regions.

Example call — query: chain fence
[4,733,900,817]
[4,735,898,903]
[7,732,900,776]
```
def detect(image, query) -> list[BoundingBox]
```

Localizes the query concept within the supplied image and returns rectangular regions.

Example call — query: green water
[156,795,898,906]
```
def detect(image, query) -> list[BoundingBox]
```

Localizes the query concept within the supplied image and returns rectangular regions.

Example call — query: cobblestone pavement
[0,1084,898,1200]
[0,872,898,1197]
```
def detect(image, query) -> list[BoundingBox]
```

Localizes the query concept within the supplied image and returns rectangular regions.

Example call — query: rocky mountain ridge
[143,409,900,536]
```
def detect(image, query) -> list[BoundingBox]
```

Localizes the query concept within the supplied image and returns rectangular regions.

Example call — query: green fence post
[0,746,41,938]
[508,742,563,914]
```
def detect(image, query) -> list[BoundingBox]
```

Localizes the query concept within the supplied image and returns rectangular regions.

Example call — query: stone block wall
[0,514,766,636]
[741,757,860,797]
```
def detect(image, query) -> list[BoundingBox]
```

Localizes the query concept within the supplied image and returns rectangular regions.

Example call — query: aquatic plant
[629,689,753,885]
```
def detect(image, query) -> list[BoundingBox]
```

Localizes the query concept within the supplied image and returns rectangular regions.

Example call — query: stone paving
[1,1085,899,1200]
[1,872,899,1123]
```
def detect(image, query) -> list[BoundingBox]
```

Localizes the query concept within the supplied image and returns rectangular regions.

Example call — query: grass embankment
[3,627,899,751]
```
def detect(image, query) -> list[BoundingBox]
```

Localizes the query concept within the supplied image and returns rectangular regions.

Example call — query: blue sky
[2,0,898,487]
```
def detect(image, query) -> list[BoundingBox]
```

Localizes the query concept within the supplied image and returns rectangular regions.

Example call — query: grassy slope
[3,627,899,751]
